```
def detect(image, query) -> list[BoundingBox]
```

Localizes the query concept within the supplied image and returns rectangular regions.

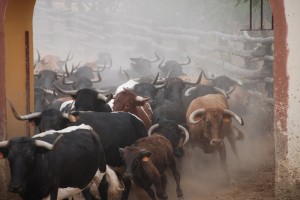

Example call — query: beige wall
[4,0,35,139]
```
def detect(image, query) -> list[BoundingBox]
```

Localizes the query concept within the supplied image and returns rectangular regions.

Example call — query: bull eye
[206,120,211,129]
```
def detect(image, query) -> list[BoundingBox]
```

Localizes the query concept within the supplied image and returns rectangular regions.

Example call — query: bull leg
[161,173,168,196]
[99,174,108,200]
[82,187,98,200]
[152,171,167,200]
[120,176,132,200]
[226,130,240,163]
[141,186,156,200]
[50,189,58,200]
[217,144,235,185]
[169,156,184,199]
[226,127,247,172]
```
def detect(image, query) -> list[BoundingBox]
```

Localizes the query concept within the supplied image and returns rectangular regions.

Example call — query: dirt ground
[127,133,275,200]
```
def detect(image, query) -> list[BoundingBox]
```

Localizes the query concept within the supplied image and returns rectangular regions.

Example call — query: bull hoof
[178,196,184,200]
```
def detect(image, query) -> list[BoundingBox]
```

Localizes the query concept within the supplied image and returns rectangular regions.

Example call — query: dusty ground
[128,133,275,200]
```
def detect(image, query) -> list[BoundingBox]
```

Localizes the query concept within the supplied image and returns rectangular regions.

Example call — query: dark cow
[186,94,244,184]
[113,89,153,130]
[9,103,147,200]
[34,70,62,89]
[119,135,184,200]
[202,71,242,91]
[163,72,202,105]
[62,66,103,90]
[54,86,112,112]
[201,71,250,116]
[0,124,115,200]
[150,73,202,127]
[128,53,160,78]
[182,84,229,112]
[34,88,58,112]
[147,120,189,158]
[157,56,191,78]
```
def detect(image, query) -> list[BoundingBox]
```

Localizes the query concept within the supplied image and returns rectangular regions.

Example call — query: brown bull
[119,135,184,200]
[113,89,152,130]
[186,94,244,184]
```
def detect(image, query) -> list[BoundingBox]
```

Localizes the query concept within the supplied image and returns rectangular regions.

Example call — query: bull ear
[0,150,8,159]
[0,141,9,159]
[222,114,231,123]
[119,148,125,157]
[139,149,151,161]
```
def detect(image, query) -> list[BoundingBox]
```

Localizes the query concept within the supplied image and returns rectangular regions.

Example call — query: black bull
[0,126,106,200]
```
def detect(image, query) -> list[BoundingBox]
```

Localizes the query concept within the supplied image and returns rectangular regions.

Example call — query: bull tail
[233,124,245,140]
[106,166,124,199]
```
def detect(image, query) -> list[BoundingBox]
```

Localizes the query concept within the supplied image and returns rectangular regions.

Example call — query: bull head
[188,108,244,146]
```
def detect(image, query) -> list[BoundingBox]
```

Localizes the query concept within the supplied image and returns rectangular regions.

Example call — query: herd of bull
[0,51,249,200]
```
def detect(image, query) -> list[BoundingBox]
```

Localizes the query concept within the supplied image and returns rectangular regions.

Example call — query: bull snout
[174,147,185,157]
[122,172,132,179]
[9,182,23,193]
[210,139,223,146]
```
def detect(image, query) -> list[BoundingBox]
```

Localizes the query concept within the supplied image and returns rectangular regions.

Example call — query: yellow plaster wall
[5,0,36,138]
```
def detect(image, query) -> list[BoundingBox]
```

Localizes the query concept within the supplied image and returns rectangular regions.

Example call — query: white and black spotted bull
[0,124,122,200]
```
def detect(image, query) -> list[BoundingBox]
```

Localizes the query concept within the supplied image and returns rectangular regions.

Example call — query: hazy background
[33,0,273,71]
[32,1,275,199]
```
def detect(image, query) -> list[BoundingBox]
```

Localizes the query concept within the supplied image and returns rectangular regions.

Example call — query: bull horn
[54,84,78,96]
[157,57,165,70]
[154,79,168,89]
[135,96,149,102]
[34,73,41,79]
[36,49,41,63]
[184,86,196,96]
[122,69,131,81]
[73,62,81,73]
[96,88,111,94]
[34,134,63,150]
[201,70,213,80]
[226,85,236,95]
[151,72,160,85]
[178,125,189,145]
[62,73,74,85]
[95,61,106,72]
[150,52,160,63]
[43,88,56,96]
[62,112,69,119]
[182,71,202,86]
[0,140,9,148]
[64,63,71,77]
[179,56,191,65]
[97,93,108,102]
[65,50,73,62]
[189,109,206,124]
[223,109,244,125]
[91,68,102,83]
[107,56,112,68]
[147,124,159,136]
[8,101,42,121]
[213,87,229,99]
[153,68,174,89]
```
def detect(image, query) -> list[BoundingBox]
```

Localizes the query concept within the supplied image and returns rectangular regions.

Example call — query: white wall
[285,0,300,183]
